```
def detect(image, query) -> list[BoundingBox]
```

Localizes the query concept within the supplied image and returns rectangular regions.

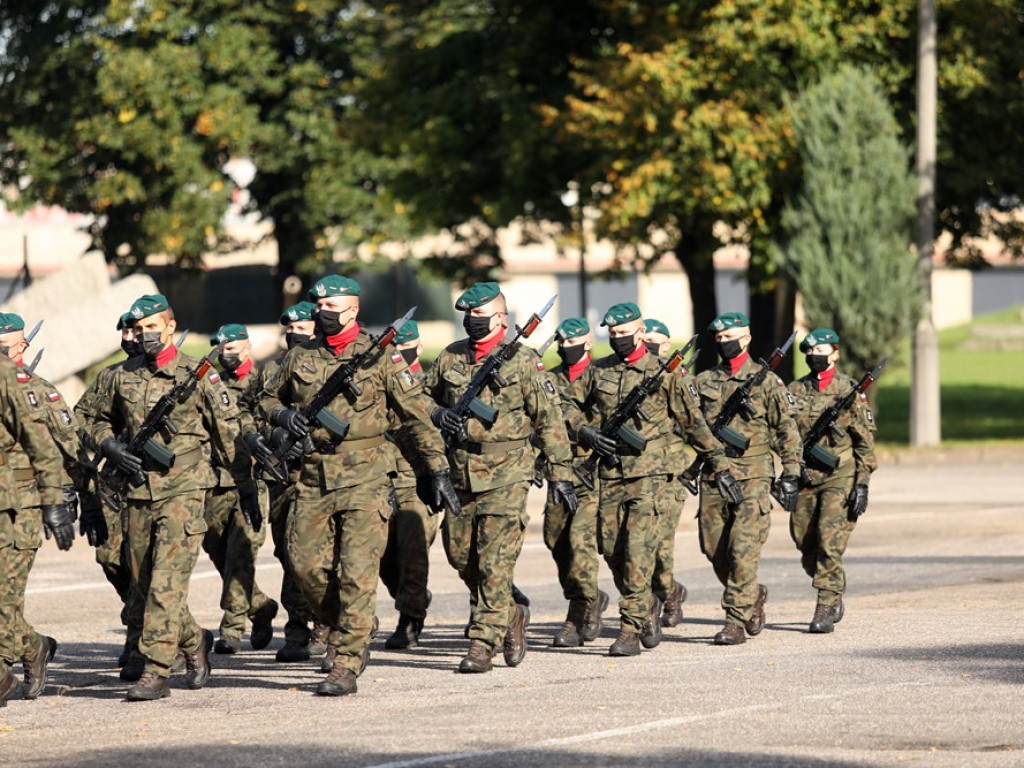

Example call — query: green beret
[279,301,317,325]
[556,317,590,341]
[129,293,171,321]
[210,323,249,345]
[309,275,361,301]
[600,302,642,328]
[800,327,841,352]
[708,312,750,333]
[455,282,501,311]
[116,311,135,331]
[644,318,670,337]
[394,320,420,344]
[0,312,25,333]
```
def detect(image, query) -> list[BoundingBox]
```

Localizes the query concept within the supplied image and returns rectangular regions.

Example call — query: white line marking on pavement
[26,562,280,595]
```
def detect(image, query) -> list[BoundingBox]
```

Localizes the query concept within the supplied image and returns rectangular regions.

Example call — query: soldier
[426,282,577,673]
[266,302,329,663]
[542,317,609,648]
[260,275,458,696]
[88,293,259,700]
[641,318,690,629]
[568,303,737,656]
[204,323,278,655]
[0,315,76,705]
[378,320,438,649]
[693,312,802,645]
[788,328,877,633]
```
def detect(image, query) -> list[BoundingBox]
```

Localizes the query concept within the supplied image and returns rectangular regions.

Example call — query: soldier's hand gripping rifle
[98,333,218,501]
[680,331,797,486]
[573,335,699,492]
[435,296,556,447]
[801,356,888,471]
[257,307,417,482]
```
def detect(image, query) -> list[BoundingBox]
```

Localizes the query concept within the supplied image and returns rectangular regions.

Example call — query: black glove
[550,480,579,514]
[62,485,79,522]
[42,503,75,551]
[243,432,274,465]
[578,426,616,458]
[715,470,744,505]
[239,491,263,532]
[100,438,142,475]
[270,427,309,462]
[273,408,309,439]
[847,484,869,522]
[430,470,461,515]
[772,474,800,513]
[430,407,463,436]
[79,505,109,547]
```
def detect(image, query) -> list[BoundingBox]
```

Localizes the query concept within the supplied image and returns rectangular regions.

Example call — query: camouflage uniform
[651,426,691,603]
[87,351,253,677]
[695,357,802,629]
[570,351,726,634]
[0,358,67,681]
[426,340,573,652]
[260,333,446,676]
[788,372,877,608]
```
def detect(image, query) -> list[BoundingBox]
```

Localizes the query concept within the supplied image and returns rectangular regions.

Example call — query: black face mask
[717,338,744,360]
[400,347,419,366]
[140,331,166,358]
[559,344,587,366]
[806,353,831,374]
[316,309,344,337]
[644,342,663,357]
[0,345,9,358]
[219,352,241,370]
[610,333,639,359]
[121,339,141,357]
[463,314,494,342]
[285,332,311,350]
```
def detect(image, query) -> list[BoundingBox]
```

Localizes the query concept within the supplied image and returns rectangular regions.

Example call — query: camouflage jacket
[548,358,599,460]
[86,350,253,501]
[387,364,430,489]
[567,350,727,481]
[426,339,573,492]
[260,332,446,492]
[788,372,878,487]
[212,362,264,488]
[694,356,803,481]
[0,357,64,510]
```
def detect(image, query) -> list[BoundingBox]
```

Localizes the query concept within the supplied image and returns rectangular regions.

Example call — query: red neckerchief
[727,350,749,375]
[625,344,646,365]
[327,323,360,355]
[409,360,422,373]
[568,353,591,383]
[473,332,503,362]
[232,358,253,381]
[154,344,177,370]
[816,366,836,392]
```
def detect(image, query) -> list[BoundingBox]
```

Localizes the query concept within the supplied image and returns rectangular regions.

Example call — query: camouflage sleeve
[667,373,728,474]
[37,379,82,488]
[522,361,573,483]
[423,352,445,405]
[850,393,878,486]
[766,375,803,477]
[200,375,255,494]
[231,376,259,435]
[1,372,64,506]
[258,355,294,425]
[84,368,122,452]
[382,354,447,474]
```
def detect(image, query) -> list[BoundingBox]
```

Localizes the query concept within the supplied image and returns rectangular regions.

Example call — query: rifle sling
[13,467,35,483]
[314,434,388,455]
[140,445,204,473]
[460,438,530,455]
[722,443,770,460]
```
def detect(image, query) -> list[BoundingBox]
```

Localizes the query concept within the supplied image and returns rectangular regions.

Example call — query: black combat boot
[458,642,493,673]
[120,654,145,682]
[126,671,170,702]
[184,629,214,689]
[809,603,835,634]
[214,635,241,655]
[713,623,746,645]
[22,635,58,700]
[608,627,641,657]
[744,584,768,636]
[386,613,425,650]
[640,597,663,649]
[249,599,279,650]
[317,665,358,696]
[0,663,18,707]
[580,590,609,642]
[503,604,530,667]
[660,581,688,628]
[833,596,845,624]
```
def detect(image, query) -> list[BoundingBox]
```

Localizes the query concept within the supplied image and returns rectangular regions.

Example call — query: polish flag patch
[535,360,545,371]
[16,371,29,383]
[209,372,221,383]
[391,353,403,364]
[47,391,61,402]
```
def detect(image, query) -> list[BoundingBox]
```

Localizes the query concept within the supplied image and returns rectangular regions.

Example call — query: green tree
[776,65,919,386]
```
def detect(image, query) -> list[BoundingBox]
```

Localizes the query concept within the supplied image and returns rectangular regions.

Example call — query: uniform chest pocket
[595,378,620,410]
[441,369,470,406]
[347,371,378,412]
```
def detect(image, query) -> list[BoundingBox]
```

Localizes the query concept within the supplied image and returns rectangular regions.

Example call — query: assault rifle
[440,295,556,446]
[99,332,217,500]
[801,357,888,471]
[257,307,417,482]
[26,348,44,374]
[24,319,43,346]
[573,335,699,492]
[681,331,797,484]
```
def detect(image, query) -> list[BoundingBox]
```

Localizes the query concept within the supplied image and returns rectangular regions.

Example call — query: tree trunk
[272,208,318,315]
[747,265,797,381]
[677,222,720,371]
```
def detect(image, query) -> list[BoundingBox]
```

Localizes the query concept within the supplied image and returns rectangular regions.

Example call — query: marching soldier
[204,323,278,655]
[641,318,690,628]
[694,312,802,645]
[788,328,877,633]
[88,294,259,700]
[260,275,458,696]
[569,303,737,656]
[542,317,609,648]
[0,314,76,704]
[426,282,577,673]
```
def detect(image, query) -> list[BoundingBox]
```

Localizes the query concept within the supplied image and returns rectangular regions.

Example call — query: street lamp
[560,182,587,319]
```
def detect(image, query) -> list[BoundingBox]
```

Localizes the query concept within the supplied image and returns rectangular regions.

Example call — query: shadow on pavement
[862,642,1024,685]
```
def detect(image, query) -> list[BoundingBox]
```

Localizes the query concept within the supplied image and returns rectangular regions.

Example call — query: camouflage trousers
[269,481,315,646]
[543,478,599,606]
[125,492,207,676]
[0,507,44,666]
[203,486,270,640]
[288,481,391,675]
[379,480,439,620]
[698,475,772,628]
[651,482,688,602]
[790,473,856,608]
[598,475,669,633]
[442,484,529,651]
